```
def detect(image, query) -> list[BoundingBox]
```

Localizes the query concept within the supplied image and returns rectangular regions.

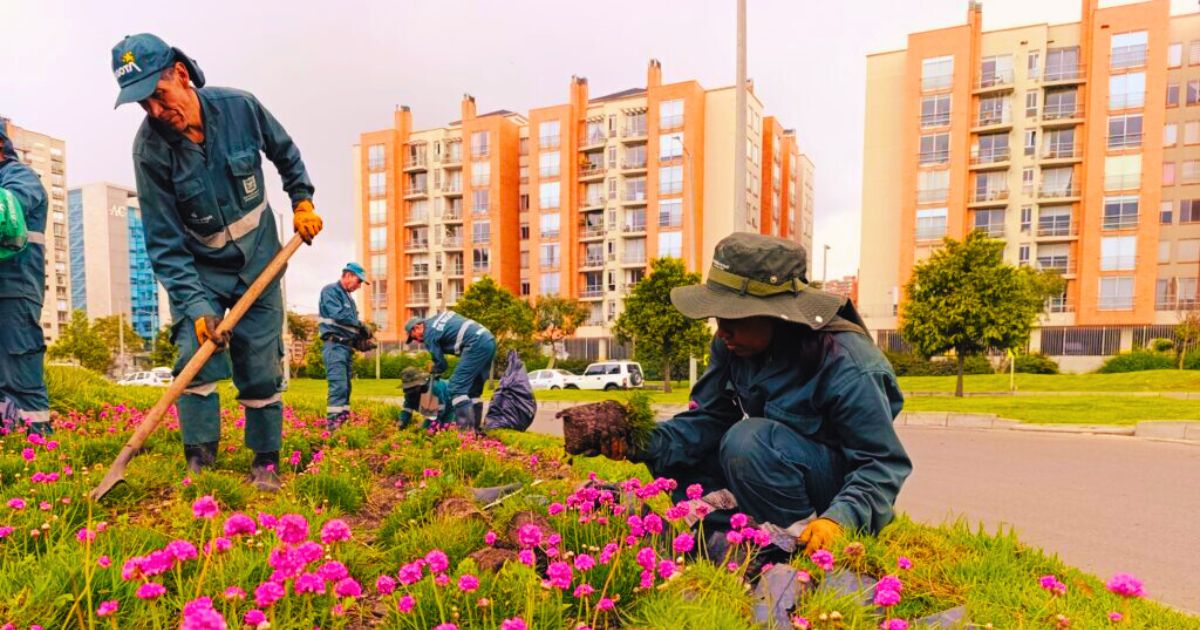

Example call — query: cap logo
[122,51,135,64]
[114,51,143,80]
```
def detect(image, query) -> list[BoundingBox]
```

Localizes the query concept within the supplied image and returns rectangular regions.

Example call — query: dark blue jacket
[318,282,362,343]
[633,325,911,533]
[0,130,47,304]
[419,311,488,376]
[132,86,314,320]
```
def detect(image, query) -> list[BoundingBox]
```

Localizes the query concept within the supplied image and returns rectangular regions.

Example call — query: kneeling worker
[404,311,496,431]
[397,367,453,429]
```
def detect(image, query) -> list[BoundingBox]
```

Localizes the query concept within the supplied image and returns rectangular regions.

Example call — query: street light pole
[734,0,748,227]
[823,244,830,284]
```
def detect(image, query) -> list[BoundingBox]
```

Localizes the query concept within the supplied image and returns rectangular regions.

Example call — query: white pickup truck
[575,361,645,391]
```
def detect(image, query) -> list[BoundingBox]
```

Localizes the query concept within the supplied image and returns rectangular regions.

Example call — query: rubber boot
[326,411,349,432]
[454,403,476,432]
[25,422,53,437]
[184,441,219,475]
[249,451,281,492]
[473,402,485,433]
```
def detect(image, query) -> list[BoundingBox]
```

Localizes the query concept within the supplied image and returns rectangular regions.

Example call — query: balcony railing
[405,212,429,224]
[1042,105,1083,121]
[442,150,462,165]
[1156,297,1199,311]
[1042,144,1082,160]
[1036,258,1076,274]
[921,74,953,92]
[408,267,429,279]
[580,133,606,148]
[1107,134,1142,149]
[1043,65,1084,82]
[1037,185,1080,199]
[970,188,1009,203]
[447,264,465,276]
[1046,296,1075,313]
[1110,46,1147,70]
[443,208,463,221]
[920,113,951,128]
[622,222,647,233]
[409,293,430,305]
[622,255,647,265]
[582,255,605,268]
[579,165,604,179]
[975,70,1014,90]
[580,224,605,238]
[471,146,490,159]
[916,226,947,241]
[539,258,561,269]
[917,188,949,204]
[973,224,1005,238]
[539,136,561,150]
[622,124,648,138]
[404,155,427,169]
[1100,255,1138,271]
[405,184,428,197]
[974,113,1012,127]
[919,150,950,165]
[621,159,648,170]
[405,240,429,251]
[1104,174,1141,191]
[1036,220,1077,237]
[443,236,463,248]
[1101,214,1139,230]
[540,230,560,240]
[442,182,463,194]
[581,287,604,298]
[622,190,647,203]
[971,149,1011,164]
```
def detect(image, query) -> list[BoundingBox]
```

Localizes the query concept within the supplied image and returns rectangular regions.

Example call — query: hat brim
[670,284,846,329]
[114,72,159,108]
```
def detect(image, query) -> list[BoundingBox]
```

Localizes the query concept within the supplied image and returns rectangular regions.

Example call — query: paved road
[525,412,1200,612]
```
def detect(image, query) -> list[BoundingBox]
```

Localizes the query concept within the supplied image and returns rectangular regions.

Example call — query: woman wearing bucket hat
[579,233,911,556]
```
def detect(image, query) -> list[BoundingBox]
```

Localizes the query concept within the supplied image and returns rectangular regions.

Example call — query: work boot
[249,451,281,492]
[184,441,218,475]
[325,411,349,432]
[25,422,53,437]
[454,404,476,432]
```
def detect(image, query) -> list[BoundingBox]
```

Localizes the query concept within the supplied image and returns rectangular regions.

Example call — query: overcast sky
[4,0,1194,313]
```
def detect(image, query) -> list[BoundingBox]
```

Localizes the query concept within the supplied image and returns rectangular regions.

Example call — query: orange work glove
[798,517,843,556]
[194,314,230,349]
[292,199,323,244]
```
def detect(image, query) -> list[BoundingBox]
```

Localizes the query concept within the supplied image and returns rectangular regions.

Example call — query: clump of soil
[556,393,655,458]
[434,496,485,521]
[470,547,520,573]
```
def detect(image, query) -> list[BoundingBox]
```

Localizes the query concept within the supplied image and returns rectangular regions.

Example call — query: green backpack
[0,187,28,263]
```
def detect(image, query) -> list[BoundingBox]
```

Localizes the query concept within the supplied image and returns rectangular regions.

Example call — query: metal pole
[118,311,125,377]
[822,244,830,284]
[734,0,748,227]
[376,343,382,380]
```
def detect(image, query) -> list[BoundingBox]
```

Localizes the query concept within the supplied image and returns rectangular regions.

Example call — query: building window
[370,254,387,278]
[1018,244,1031,266]
[979,54,1013,87]
[917,169,949,203]
[1104,114,1142,148]
[368,144,385,170]
[1104,154,1141,191]
[1182,161,1200,184]
[973,209,1005,238]
[1021,206,1033,233]
[1168,43,1183,68]
[519,223,530,240]
[660,132,684,159]
[540,272,560,296]
[519,251,529,270]
[976,132,1009,162]
[472,190,489,214]
[472,221,490,245]
[1161,201,1174,225]
[471,162,490,187]
[918,133,949,164]
[1165,123,1178,146]
[659,199,683,227]
[1045,47,1080,81]
[658,231,683,258]
[921,55,954,91]
[659,165,683,195]
[539,181,560,209]
[1024,130,1037,156]
[1099,277,1135,310]
[1167,83,1180,108]
[470,131,489,158]
[539,214,560,239]
[1041,167,1074,197]
[1181,240,1200,263]
[1108,72,1145,109]
[921,95,951,127]
[1039,206,1072,237]
[520,281,530,296]
[369,227,387,251]
[368,199,387,224]
[1110,31,1148,69]
[1164,162,1176,186]
[1188,80,1200,106]
[1187,122,1200,145]
[1159,240,1171,264]
[1024,90,1038,118]
[1182,199,1200,223]
[539,120,560,150]
[539,152,560,179]
[978,96,1010,126]
[1101,236,1137,270]
[539,243,560,268]
[1191,40,1200,65]
[660,100,684,129]
[369,172,386,196]
[1103,196,1139,230]
[916,208,947,240]
[472,247,490,273]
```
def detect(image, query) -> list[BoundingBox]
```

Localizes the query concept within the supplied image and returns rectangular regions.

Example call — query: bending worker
[404,311,495,432]
[318,262,370,430]
[0,126,51,436]
[113,33,323,491]
[572,233,911,556]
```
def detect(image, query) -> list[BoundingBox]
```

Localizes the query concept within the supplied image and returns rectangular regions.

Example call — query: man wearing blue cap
[0,125,51,436]
[111,33,323,491]
[318,263,371,430]
[405,312,496,432]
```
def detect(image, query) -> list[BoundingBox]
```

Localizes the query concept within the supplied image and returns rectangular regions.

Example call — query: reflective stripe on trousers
[183,199,267,249]
[240,392,282,408]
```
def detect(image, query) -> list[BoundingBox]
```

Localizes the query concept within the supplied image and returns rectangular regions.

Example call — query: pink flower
[223,513,256,537]
[1106,573,1144,598]
[574,553,596,571]
[254,581,286,608]
[274,514,309,544]
[643,514,663,535]
[725,530,744,545]
[1039,574,1067,596]
[657,559,676,580]
[597,597,615,611]
[518,549,535,566]
[318,561,349,582]
[1108,611,1123,623]
[791,615,811,629]
[136,582,166,600]
[165,539,198,562]
[289,450,302,467]
[192,495,219,519]
[257,512,277,529]
[517,523,542,548]
[297,540,323,563]
[484,531,497,546]
[0,526,13,539]
[672,532,696,555]
[500,618,528,630]
[810,549,834,571]
[7,498,25,510]
[877,574,903,594]
[320,519,352,544]
[398,561,424,585]
[573,583,595,598]
[639,569,654,588]
[548,503,565,516]
[181,596,225,630]
[874,586,901,607]
[243,610,266,626]
[334,577,363,598]
[897,556,913,571]
[97,555,111,568]
[686,483,703,500]
[211,537,232,554]
[76,528,96,543]
[730,513,749,529]
[295,572,326,595]
[458,574,480,592]
[432,624,458,630]
[96,600,118,617]
[636,546,657,570]
[21,448,35,461]
[376,574,396,595]
[397,594,415,613]
[880,620,909,630]
[546,561,573,589]
[223,586,246,600]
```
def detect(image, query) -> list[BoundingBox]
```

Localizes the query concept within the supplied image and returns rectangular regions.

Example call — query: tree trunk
[955,353,965,398]
[663,360,672,393]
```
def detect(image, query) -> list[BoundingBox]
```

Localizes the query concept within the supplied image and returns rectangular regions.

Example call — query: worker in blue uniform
[571,233,912,556]
[397,367,454,430]
[0,126,52,436]
[112,33,324,491]
[318,263,369,430]
[404,311,496,432]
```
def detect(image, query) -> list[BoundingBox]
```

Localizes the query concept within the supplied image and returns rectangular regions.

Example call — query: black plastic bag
[484,350,537,431]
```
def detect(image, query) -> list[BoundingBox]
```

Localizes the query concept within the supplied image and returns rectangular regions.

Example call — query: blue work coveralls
[318,281,362,422]
[631,323,912,534]
[0,131,50,431]
[399,378,454,429]
[419,312,496,412]
[132,86,314,454]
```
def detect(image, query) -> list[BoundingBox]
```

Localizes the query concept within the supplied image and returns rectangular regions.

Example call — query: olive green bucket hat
[670,232,847,329]
[399,367,429,391]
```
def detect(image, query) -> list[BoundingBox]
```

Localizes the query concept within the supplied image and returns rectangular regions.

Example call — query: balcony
[1036,220,1078,239]
[404,185,429,199]
[579,133,606,149]
[442,148,463,167]
[446,264,465,277]
[405,240,429,251]
[1041,144,1083,162]
[579,165,605,181]
[1107,134,1142,150]
[471,147,491,160]
[581,255,605,269]
[969,188,1010,206]
[621,125,648,141]
[622,222,647,234]
[580,286,605,299]
[1101,214,1139,231]
[441,182,463,196]
[539,258,561,270]
[580,225,605,240]
[403,155,428,171]
[1045,296,1076,313]
[472,263,491,274]
[918,150,950,166]
[1110,46,1147,70]
[972,224,1006,238]
[1157,297,1199,312]
[580,195,605,209]
[1104,174,1141,192]
[972,113,1013,131]
[443,208,463,223]
[404,212,429,225]
[622,190,648,205]
[443,236,464,250]
[540,229,560,240]
[621,158,648,173]
[969,149,1011,169]
[1036,258,1076,275]
[407,267,430,279]
[973,70,1015,93]
[920,113,951,128]
[408,293,430,306]
[1037,186,1081,201]
[1042,66,1085,84]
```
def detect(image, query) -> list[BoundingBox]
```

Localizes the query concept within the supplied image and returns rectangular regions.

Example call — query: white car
[576,361,645,391]
[118,368,173,387]
[528,369,580,390]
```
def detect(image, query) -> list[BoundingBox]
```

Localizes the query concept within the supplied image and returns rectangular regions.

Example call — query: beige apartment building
[861,0,1200,371]
[356,61,815,356]
[2,117,70,344]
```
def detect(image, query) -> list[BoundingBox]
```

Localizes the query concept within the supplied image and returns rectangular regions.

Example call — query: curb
[903,391,1200,399]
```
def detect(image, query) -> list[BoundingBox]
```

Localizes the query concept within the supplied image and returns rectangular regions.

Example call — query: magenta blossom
[376,574,396,595]
[425,549,450,574]
[398,561,424,585]
[874,587,901,607]
[518,549,536,566]
[573,583,595,598]
[730,513,749,529]
[1106,573,1144,598]
[254,581,286,608]
[318,561,349,582]
[136,582,167,600]
[223,586,246,600]
[597,597,615,611]
[192,495,219,519]
[517,523,543,548]
[274,514,309,544]
[897,556,913,571]
[574,553,596,571]
[97,555,111,568]
[810,549,834,571]
[96,600,118,617]
[7,498,26,510]
[334,577,362,598]
[432,624,458,630]
[243,610,266,626]
[458,574,480,592]
[686,483,703,500]
[165,539,198,562]
[673,532,696,554]
[223,513,256,537]
[1039,574,1067,596]
[181,596,225,630]
[500,618,528,630]
[1108,611,1123,623]
[792,615,810,629]
[295,573,326,595]
[257,512,278,529]
[484,530,498,546]
[880,620,909,630]
[636,546,657,570]
[320,519,352,544]
[546,561,573,589]
[657,559,677,580]
[397,594,416,613]
[548,502,565,516]
[877,574,903,594]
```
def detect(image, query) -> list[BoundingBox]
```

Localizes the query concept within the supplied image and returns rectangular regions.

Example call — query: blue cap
[343,262,369,284]
[111,33,206,108]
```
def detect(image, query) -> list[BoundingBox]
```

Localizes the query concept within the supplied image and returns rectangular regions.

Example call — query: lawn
[897,370,1200,394]
[903,394,1200,425]
[0,366,1191,628]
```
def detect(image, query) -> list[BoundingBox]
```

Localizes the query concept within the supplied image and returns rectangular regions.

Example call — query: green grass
[898,370,1200,393]
[904,394,1200,425]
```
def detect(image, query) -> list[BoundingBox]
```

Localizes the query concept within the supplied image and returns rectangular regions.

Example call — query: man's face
[340,272,363,293]
[410,323,425,343]
[715,316,775,358]
[139,63,198,133]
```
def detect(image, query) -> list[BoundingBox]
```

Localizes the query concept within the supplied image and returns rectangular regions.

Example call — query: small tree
[302,335,326,379]
[287,311,316,343]
[453,276,536,377]
[1175,309,1200,370]
[48,310,110,373]
[149,325,179,367]
[533,295,590,369]
[901,231,1063,397]
[613,258,711,393]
